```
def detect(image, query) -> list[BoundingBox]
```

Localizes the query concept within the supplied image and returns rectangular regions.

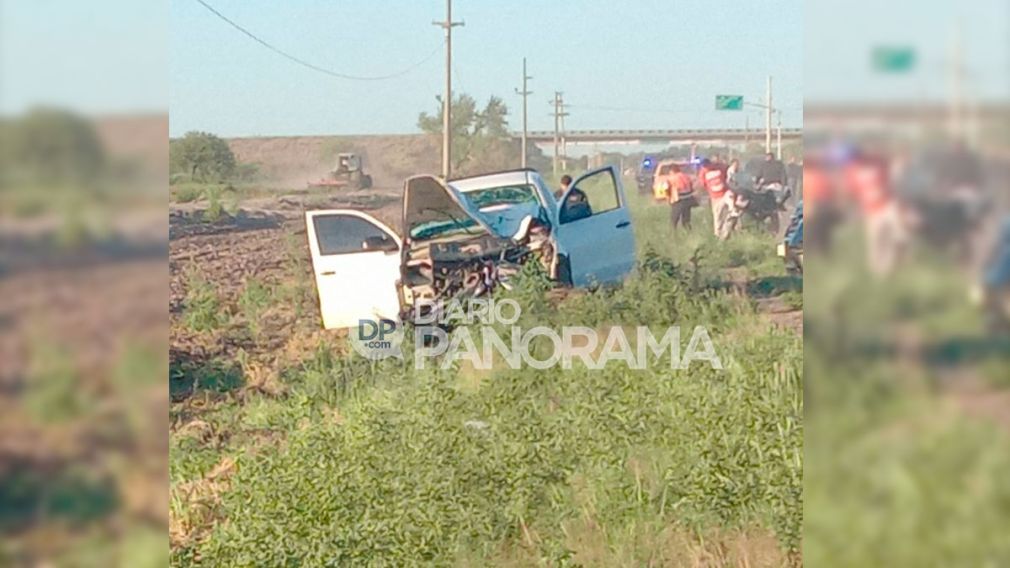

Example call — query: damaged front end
[399,176,553,321]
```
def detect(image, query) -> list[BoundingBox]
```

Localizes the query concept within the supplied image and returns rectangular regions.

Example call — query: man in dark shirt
[756,152,788,188]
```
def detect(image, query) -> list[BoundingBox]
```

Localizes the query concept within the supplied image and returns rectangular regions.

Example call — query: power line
[193,0,443,81]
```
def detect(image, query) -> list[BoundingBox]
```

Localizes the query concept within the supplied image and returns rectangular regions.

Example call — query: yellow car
[652,159,694,201]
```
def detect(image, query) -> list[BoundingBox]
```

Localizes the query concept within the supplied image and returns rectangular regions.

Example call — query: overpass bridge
[516,128,803,144]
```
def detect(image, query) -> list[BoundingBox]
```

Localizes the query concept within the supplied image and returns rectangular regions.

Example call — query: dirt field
[227,134,441,190]
[0,210,168,563]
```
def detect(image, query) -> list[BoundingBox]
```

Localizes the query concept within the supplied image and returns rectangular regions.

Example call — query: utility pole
[745,114,750,147]
[776,110,782,159]
[947,24,964,141]
[765,75,773,154]
[550,92,568,176]
[559,95,569,171]
[433,0,463,179]
[515,58,532,168]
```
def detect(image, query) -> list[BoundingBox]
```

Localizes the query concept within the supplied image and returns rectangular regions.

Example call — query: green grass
[182,269,229,333]
[169,174,802,565]
[802,218,1010,566]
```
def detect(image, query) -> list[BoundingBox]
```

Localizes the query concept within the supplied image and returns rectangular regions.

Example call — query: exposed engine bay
[399,221,553,321]
[394,175,556,320]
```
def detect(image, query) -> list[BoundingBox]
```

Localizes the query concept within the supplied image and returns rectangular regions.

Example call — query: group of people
[667,152,790,240]
[802,141,987,276]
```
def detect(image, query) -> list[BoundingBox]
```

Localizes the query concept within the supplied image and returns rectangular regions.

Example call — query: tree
[417,94,519,175]
[169,131,236,183]
[1,108,106,187]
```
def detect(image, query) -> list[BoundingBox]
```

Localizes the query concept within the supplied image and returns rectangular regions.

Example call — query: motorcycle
[900,186,988,265]
[725,180,792,236]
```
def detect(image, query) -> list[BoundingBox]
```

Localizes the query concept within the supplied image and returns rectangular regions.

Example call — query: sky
[4,1,1002,138]
[805,0,1010,104]
[168,0,804,137]
[0,0,168,114]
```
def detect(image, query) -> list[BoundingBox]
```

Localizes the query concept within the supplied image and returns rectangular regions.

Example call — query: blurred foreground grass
[1,109,168,565]
[803,221,1010,566]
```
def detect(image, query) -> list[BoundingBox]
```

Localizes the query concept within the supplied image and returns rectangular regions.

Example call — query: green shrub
[172,184,203,203]
[204,186,224,222]
[182,270,227,332]
[238,278,273,336]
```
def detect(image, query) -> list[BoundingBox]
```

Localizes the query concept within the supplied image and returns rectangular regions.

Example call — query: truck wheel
[360,174,373,189]
[555,255,573,287]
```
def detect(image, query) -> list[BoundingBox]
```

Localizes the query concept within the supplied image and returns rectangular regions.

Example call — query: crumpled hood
[402,175,497,241]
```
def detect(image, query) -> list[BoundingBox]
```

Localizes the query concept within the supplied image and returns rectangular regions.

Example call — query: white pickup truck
[305,166,636,329]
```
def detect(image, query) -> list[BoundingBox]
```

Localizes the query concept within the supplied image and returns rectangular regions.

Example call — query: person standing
[726,158,741,188]
[668,164,695,230]
[803,157,837,252]
[756,152,788,188]
[699,159,731,238]
[844,151,904,276]
[786,156,803,194]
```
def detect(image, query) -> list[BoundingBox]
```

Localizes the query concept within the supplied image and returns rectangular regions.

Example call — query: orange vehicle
[651,159,696,201]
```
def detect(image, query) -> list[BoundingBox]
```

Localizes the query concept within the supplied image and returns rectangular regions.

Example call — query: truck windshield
[461,184,539,209]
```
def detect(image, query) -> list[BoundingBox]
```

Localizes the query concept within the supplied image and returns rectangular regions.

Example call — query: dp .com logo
[350,318,405,360]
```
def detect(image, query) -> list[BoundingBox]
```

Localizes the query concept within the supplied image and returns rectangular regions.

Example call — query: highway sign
[872,46,916,72]
[715,95,744,111]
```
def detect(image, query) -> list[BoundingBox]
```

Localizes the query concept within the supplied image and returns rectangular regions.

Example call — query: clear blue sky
[3,1,1005,136]
[169,0,803,137]
[0,0,167,114]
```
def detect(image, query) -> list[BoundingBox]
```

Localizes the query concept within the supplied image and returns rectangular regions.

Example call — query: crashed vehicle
[305,167,636,329]
[974,216,1010,333]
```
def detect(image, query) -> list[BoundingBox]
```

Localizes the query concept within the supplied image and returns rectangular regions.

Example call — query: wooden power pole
[433,0,463,179]
[515,58,532,168]
[551,91,568,176]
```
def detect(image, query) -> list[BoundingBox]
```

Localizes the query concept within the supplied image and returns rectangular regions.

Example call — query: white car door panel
[305,210,402,330]
[555,166,636,286]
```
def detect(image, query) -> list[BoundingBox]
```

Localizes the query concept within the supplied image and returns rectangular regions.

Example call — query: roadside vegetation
[169,175,803,566]
[802,222,1010,566]
[169,131,269,221]
[0,108,155,244]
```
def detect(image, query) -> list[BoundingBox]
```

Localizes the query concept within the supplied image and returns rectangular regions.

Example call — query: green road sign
[715,95,744,111]
[872,46,916,72]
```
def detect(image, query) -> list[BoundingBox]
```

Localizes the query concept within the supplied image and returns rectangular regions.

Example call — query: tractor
[308,152,373,190]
